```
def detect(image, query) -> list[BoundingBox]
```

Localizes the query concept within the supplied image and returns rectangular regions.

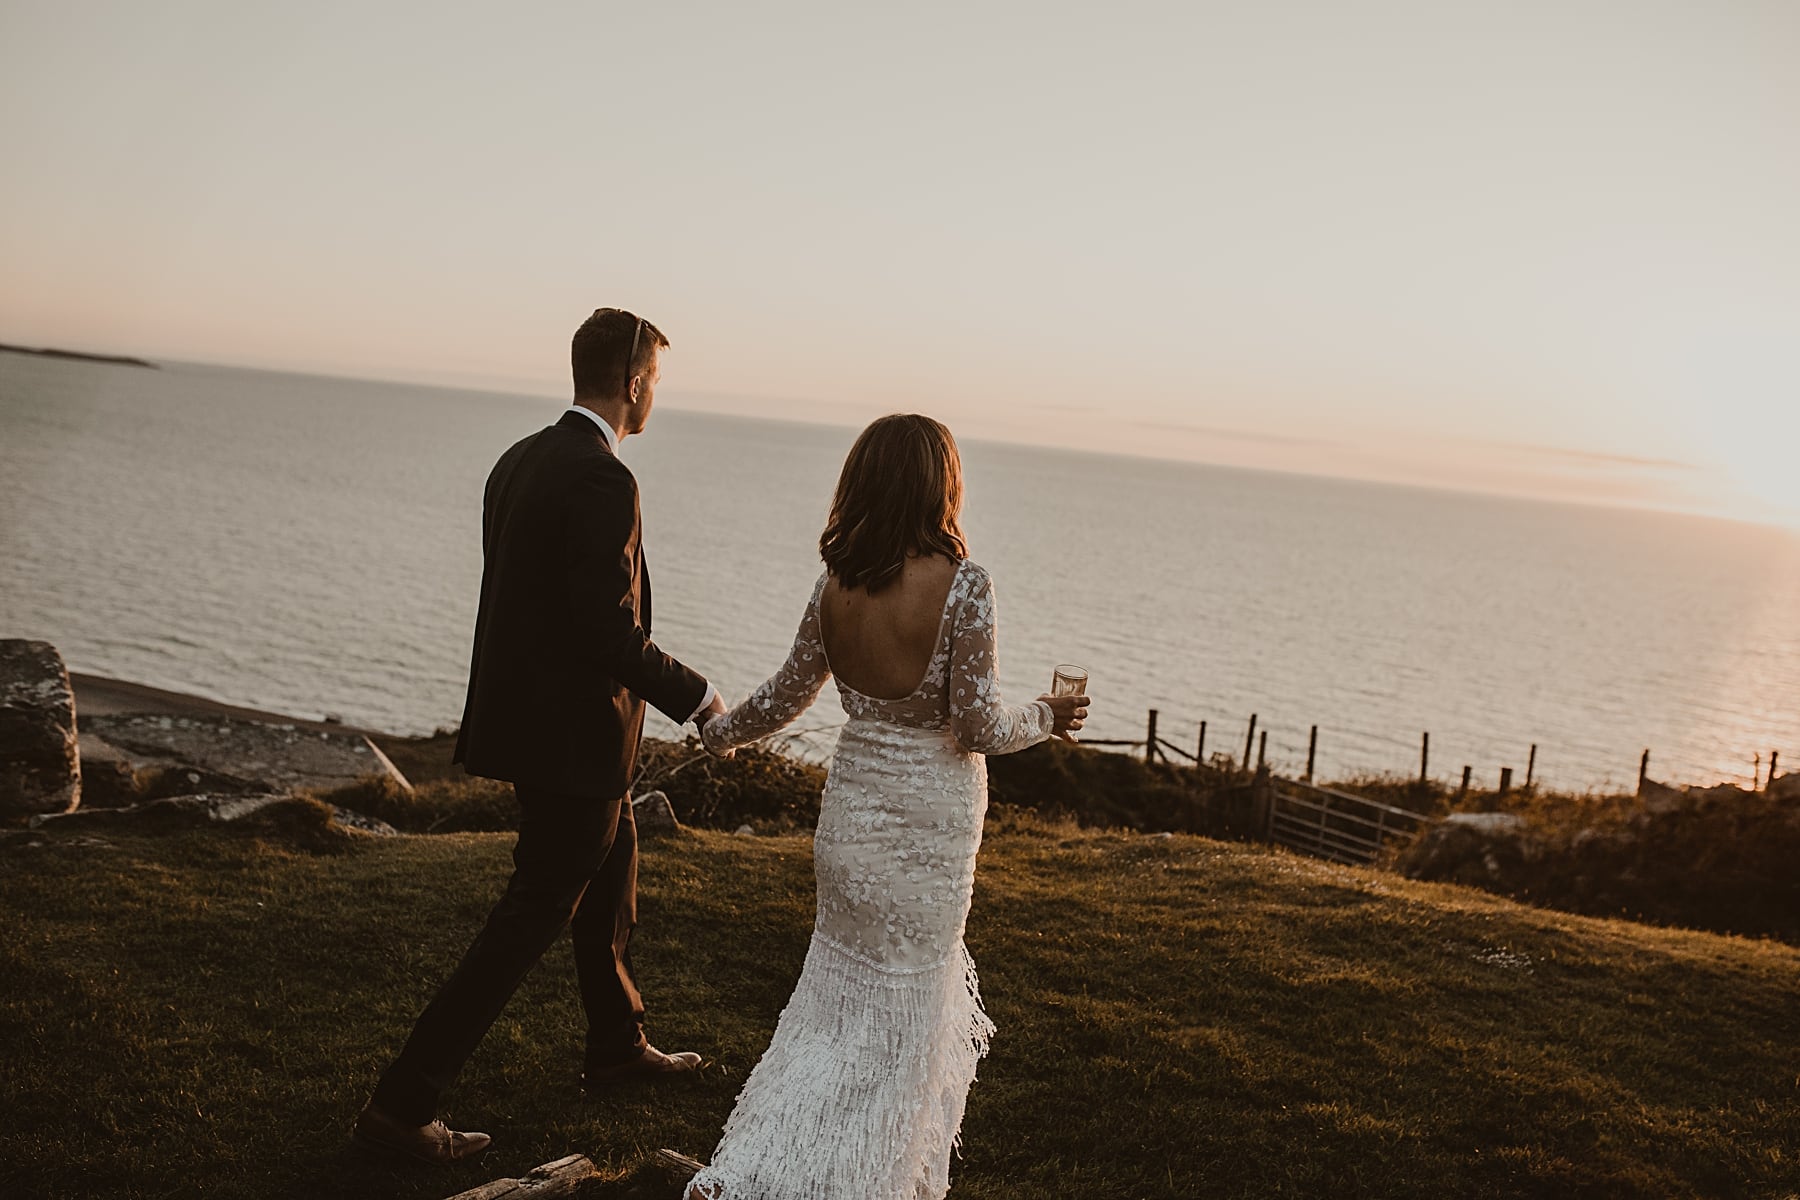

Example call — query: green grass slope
[1,813,1794,1199]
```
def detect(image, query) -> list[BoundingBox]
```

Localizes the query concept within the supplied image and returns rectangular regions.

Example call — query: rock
[74,730,139,807]
[323,806,399,836]
[632,789,679,835]
[80,712,410,797]
[30,791,288,830]
[28,791,396,836]
[734,823,755,836]
[0,639,82,817]
[1441,811,1526,834]
[75,729,262,808]
[30,792,272,830]
[1397,810,1531,885]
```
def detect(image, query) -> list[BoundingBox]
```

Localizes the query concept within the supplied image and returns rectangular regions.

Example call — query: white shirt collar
[563,405,620,455]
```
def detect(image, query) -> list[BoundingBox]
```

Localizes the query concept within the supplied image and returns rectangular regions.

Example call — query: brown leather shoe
[351,1102,492,1164]
[581,1044,704,1090]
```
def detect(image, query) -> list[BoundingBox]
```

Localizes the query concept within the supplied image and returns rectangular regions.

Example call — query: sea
[2,352,1796,792]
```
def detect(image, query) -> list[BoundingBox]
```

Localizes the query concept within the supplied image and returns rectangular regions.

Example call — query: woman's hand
[1039,693,1089,743]
[698,712,735,759]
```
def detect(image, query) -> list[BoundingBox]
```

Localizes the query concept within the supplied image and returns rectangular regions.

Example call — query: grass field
[1,807,1795,1199]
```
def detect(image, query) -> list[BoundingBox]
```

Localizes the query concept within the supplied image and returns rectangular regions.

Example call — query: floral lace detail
[700,559,1054,754]
[691,560,1050,1199]
[810,723,988,969]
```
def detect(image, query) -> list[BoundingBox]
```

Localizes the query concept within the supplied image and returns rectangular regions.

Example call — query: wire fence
[1078,707,1792,798]
[672,704,1790,799]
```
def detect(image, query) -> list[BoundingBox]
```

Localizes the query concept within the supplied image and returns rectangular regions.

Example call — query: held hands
[1038,693,1090,743]
[697,693,734,758]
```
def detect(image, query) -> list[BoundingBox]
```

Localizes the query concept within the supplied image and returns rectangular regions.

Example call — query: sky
[3,1,1797,525]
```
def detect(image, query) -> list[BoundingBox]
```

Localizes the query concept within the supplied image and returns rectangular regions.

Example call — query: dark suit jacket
[454,409,708,797]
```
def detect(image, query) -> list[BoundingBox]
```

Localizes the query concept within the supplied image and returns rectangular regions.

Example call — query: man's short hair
[572,308,669,399]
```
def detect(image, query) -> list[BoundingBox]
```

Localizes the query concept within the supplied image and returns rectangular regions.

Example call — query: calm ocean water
[2,353,1796,791]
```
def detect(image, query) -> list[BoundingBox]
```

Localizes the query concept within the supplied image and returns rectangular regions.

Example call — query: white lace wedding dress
[688,558,1054,1200]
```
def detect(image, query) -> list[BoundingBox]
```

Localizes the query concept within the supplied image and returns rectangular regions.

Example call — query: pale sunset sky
[3,2,1797,524]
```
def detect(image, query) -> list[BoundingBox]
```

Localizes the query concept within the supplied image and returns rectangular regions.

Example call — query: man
[354,308,727,1163]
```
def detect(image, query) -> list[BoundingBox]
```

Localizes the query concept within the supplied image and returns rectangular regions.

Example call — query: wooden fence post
[1419,731,1430,784]
[1458,765,1472,802]
[1526,743,1537,789]
[1252,763,1275,838]
[1769,750,1779,789]
[1498,767,1513,797]
[1638,749,1650,794]
[1305,725,1318,782]
[1145,709,1159,765]
[1196,720,1207,767]
[1258,729,1268,770]
[1243,714,1258,774]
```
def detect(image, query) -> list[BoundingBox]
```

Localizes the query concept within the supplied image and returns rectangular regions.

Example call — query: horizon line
[6,338,1794,536]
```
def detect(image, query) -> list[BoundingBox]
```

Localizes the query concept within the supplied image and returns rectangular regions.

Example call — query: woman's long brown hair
[819,414,968,593]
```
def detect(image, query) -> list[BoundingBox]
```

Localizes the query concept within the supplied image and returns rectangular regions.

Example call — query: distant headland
[0,342,157,368]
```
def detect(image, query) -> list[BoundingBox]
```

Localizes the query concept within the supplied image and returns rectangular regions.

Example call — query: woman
[687,414,1088,1200]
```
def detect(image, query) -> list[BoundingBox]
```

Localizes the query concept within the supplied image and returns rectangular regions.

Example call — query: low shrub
[985,738,1228,833]
[307,773,516,833]
[634,737,827,831]
[352,734,828,833]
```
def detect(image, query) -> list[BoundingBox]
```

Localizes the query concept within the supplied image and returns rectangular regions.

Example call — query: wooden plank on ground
[655,1148,707,1182]
[441,1154,597,1200]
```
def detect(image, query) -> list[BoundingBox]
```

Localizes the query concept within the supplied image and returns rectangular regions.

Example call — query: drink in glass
[1051,664,1088,697]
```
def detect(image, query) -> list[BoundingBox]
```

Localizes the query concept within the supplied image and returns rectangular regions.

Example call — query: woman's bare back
[818,554,962,700]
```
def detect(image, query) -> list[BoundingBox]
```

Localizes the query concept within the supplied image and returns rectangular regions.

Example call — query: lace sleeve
[947,565,1054,755]
[701,574,832,753]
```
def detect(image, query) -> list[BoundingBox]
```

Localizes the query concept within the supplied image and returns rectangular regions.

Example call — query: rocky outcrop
[75,730,138,806]
[28,791,396,836]
[81,713,410,797]
[1394,810,1532,886]
[75,728,268,808]
[632,789,679,835]
[0,640,82,817]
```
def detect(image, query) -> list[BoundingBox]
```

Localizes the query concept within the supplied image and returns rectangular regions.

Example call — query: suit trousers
[370,783,648,1124]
